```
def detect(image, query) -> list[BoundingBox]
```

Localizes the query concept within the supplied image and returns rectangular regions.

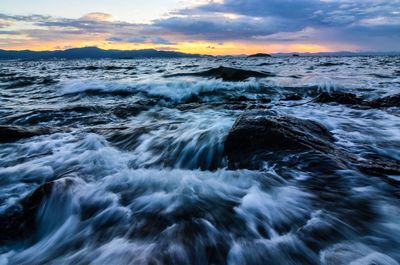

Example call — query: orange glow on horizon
[173,42,333,55]
[0,39,341,55]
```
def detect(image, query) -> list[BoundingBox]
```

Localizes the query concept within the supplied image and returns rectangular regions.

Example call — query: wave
[60,78,261,103]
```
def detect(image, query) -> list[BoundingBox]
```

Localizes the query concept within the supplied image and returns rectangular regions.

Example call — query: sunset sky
[1,0,399,55]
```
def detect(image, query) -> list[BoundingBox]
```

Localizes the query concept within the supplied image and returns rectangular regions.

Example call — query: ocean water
[0,56,399,265]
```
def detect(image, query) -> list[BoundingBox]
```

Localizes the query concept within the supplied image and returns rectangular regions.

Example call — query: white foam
[61,78,261,103]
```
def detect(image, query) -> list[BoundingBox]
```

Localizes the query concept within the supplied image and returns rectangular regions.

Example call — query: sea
[0,56,399,264]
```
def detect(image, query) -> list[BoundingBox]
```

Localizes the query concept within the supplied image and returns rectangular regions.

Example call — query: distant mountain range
[0,47,203,60]
[0,47,399,60]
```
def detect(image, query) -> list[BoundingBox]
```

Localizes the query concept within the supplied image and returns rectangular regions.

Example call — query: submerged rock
[224,110,335,166]
[282,94,303,101]
[317,62,348,67]
[0,182,54,243]
[165,66,273,81]
[0,125,57,143]
[0,178,75,244]
[315,92,365,105]
[93,126,149,151]
[314,92,400,108]
[369,93,400,108]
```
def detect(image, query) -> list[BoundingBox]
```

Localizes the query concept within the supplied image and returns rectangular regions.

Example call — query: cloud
[0,0,400,52]
[107,36,174,45]
[80,12,114,21]
[154,15,300,41]
[0,30,20,35]
[153,0,400,50]
[0,19,12,28]
[0,13,51,22]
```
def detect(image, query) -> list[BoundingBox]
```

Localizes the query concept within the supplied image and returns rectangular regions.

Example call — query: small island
[247,53,272,58]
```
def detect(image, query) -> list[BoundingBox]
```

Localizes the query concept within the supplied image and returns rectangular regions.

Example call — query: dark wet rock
[317,62,348,67]
[315,92,365,105]
[0,178,75,244]
[257,97,272,104]
[225,96,253,104]
[83,65,99,71]
[112,101,155,119]
[165,66,274,81]
[282,94,303,101]
[369,73,393,79]
[369,93,400,108]
[258,62,273,66]
[224,96,271,104]
[224,110,335,166]
[314,92,400,108]
[357,156,400,181]
[92,126,149,151]
[0,125,61,143]
[292,54,300,57]
[180,64,199,69]
[289,75,302,79]
[228,95,250,102]
[224,110,400,182]
[247,53,272,58]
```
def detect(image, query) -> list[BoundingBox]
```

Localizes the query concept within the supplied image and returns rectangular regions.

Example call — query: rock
[165,66,273,81]
[0,178,75,244]
[314,92,400,108]
[226,95,251,102]
[226,96,271,105]
[247,53,272,58]
[112,100,155,119]
[369,93,400,108]
[0,125,57,143]
[257,97,272,104]
[282,94,303,101]
[315,92,365,106]
[96,126,150,151]
[224,110,335,166]
[0,182,54,243]
[357,156,400,180]
[317,62,348,67]
[258,62,273,66]
[224,110,400,184]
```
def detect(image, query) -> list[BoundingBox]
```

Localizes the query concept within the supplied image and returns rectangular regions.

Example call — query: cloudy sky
[1,0,399,54]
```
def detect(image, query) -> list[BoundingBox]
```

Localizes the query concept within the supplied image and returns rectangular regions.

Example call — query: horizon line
[1,46,400,57]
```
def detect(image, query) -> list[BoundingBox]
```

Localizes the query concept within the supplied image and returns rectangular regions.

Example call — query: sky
[0,0,399,55]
